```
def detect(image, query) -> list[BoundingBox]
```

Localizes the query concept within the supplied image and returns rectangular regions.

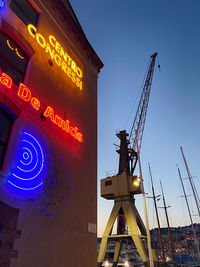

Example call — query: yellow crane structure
[98,53,158,267]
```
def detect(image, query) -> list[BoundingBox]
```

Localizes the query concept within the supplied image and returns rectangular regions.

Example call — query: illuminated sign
[0,0,5,8]
[8,131,45,191]
[0,72,12,88]
[27,24,83,90]
[0,72,83,142]
[7,39,24,59]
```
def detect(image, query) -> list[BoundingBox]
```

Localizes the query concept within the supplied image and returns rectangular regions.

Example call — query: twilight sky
[70,0,200,236]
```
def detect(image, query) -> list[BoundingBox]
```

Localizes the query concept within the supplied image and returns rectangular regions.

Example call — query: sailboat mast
[148,164,165,261]
[177,165,200,259]
[180,146,200,218]
[160,181,176,263]
[138,153,154,267]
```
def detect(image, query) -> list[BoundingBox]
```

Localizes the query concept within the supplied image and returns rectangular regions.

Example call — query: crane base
[97,194,157,267]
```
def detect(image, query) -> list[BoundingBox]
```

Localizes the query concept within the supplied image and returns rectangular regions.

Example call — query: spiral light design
[8,132,45,191]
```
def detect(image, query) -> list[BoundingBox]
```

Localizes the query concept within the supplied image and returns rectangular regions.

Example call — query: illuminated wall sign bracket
[27,24,83,90]
[0,72,83,142]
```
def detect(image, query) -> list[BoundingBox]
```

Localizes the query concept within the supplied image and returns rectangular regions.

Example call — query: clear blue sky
[71,0,200,236]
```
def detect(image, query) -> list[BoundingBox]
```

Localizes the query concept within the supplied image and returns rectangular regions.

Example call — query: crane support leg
[133,201,147,236]
[97,202,121,267]
[122,199,148,264]
[98,198,150,267]
[113,239,123,267]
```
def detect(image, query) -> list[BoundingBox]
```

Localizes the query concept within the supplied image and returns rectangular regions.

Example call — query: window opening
[0,31,29,85]
[10,0,39,26]
[0,108,15,169]
[105,180,112,186]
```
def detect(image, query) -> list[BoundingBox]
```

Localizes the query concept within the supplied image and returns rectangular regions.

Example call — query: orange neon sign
[0,72,83,142]
[0,72,12,88]
[27,24,83,90]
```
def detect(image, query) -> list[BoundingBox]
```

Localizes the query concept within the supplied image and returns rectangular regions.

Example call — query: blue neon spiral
[8,132,45,191]
[0,0,5,8]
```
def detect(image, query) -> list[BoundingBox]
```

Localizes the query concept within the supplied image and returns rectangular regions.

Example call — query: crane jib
[117,52,158,176]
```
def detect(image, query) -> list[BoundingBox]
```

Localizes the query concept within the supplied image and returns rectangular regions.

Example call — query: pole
[160,181,176,264]
[180,146,200,219]
[148,164,165,261]
[137,153,154,267]
[177,165,200,259]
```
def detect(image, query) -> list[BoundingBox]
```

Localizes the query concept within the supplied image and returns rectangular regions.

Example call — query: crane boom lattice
[117,53,157,176]
[130,53,157,154]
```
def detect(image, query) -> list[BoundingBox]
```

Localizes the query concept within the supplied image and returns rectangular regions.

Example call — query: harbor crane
[98,53,158,267]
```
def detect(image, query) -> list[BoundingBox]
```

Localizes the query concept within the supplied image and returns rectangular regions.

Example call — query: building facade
[0,0,103,266]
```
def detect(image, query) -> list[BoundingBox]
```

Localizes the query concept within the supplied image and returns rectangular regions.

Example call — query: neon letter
[76,133,83,143]
[67,67,72,79]
[45,43,55,60]
[0,73,12,88]
[43,106,55,121]
[80,81,83,90]
[71,72,76,82]
[55,42,61,54]
[71,61,76,72]
[61,61,67,73]
[54,115,64,127]
[31,97,40,110]
[36,33,46,48]
[60,47,68,62]
[54,54,62,67]
[69,126,75,137]
[76,67,83,78]
[49,35,56,47]
[27,24,37,38]
[65,120,70,133]
[17,83,31,101]
[76,78,82,90]
[67,55,72,66]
